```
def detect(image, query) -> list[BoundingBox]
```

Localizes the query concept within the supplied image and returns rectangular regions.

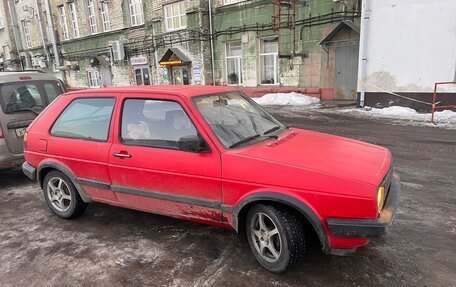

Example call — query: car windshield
[0,81,64,114]
[192,92,284,148]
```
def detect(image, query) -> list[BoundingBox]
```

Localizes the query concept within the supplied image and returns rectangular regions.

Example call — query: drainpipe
[358,0,370,107]
[7,0,23,58]
[208,0,215,85]
[36,0,50,65]
[44,0,61,71]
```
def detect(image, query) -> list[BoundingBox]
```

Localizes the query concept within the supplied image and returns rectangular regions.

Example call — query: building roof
[65,85,236,99]
[319,20,360,45]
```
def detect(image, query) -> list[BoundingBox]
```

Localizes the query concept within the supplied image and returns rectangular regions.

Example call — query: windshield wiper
[229,134,278,148]
[263,125,282,135]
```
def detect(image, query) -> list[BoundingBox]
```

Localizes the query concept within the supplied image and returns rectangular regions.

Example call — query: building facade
[0,0,24,71]
[0,0,361,101]
[212,0,360,99]
[146,0,212,86]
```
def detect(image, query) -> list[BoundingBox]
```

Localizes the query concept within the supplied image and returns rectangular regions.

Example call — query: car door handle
[113,152,132,158]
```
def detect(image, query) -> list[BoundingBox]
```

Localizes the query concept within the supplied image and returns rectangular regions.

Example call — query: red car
[22,86,400,273]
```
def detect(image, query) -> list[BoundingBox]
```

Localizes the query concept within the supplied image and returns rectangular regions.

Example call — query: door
[334,44,359,100]
[99,66,112,86]
[172,66,190,85]
[134,65,151,85]
[108,94,222,222]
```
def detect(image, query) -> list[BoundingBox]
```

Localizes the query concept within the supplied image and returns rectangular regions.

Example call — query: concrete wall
[358,0,456,109]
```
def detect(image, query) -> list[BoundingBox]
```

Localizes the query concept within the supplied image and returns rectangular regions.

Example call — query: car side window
[51,98,115,141]
[121,99,198,149]
[44,82,62,103]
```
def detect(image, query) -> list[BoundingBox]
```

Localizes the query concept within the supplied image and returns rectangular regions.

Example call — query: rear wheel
[246,204,306,273]
[43,171,87,219]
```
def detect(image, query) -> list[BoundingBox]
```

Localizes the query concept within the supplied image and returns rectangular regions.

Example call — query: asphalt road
[1,106,455,286]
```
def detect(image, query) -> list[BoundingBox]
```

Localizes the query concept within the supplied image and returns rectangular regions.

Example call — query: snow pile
[367,106,423,118]
[347,106,456,127]
[253,92,320,106]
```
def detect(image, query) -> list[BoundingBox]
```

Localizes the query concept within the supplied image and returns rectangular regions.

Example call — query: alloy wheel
[250,212,282,262]
[46,177,72,212]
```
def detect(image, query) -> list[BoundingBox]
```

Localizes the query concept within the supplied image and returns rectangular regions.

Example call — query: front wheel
[246,204,306,273]
[43,171,88,219]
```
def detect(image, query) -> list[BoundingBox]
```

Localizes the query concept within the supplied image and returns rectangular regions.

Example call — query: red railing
[431,81,456,124]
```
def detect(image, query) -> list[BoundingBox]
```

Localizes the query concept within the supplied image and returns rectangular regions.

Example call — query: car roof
[0,71,62,83]
[64,85,237,99]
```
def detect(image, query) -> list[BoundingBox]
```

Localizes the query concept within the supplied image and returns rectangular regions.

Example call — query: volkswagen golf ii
[22,86,400,273]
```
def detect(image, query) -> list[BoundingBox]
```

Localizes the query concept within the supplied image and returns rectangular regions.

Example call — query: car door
[46,95,118,202]
[108,93,223,222]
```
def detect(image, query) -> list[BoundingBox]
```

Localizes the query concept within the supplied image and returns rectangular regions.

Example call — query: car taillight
[0,125,3,138]
[23,131,28,150]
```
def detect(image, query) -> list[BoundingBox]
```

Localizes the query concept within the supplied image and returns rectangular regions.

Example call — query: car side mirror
[178,135,202,152]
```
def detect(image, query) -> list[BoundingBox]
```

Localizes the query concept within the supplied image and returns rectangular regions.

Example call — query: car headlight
[377,186,385,212]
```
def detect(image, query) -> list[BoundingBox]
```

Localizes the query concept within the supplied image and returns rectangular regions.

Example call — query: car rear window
[0,80,64,114]
[51,98,115,142]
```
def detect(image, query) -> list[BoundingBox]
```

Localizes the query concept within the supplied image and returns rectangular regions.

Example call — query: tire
[42,170,88,219]
[246,204,306,273]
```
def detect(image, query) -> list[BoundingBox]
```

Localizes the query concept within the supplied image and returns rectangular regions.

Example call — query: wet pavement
[0,106,455,286]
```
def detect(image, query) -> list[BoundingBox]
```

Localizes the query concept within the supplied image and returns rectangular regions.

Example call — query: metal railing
[431,81,456,124]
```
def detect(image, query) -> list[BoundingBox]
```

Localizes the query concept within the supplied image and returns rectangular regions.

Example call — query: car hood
[233,128,391,187]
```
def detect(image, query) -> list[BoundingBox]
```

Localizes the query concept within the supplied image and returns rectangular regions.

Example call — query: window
[0,81,64,114]
[260,38,279,85]
[57,6,69,40]
[44,83,62,103]
[129,0,144,26]
[87,0,98,34]
[87,70,100,87]
[68,2,80,38]
[164,1,186,31]
[3,46,10,60]
[121,99,198,149]
[193,92,283,148]
[134,66,151,85]
[100,2,111,32]
[1,84,43,113]
[22,20,32,48]
[51,98,115,141]
[226,41,242,85]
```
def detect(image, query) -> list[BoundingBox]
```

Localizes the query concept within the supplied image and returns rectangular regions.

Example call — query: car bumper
[22,161,37,180]
[326,172,400,237]
[0,139,24,169]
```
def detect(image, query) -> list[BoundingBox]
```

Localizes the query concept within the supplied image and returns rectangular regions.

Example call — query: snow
[253,92,320,106]
[342,106,456,128]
